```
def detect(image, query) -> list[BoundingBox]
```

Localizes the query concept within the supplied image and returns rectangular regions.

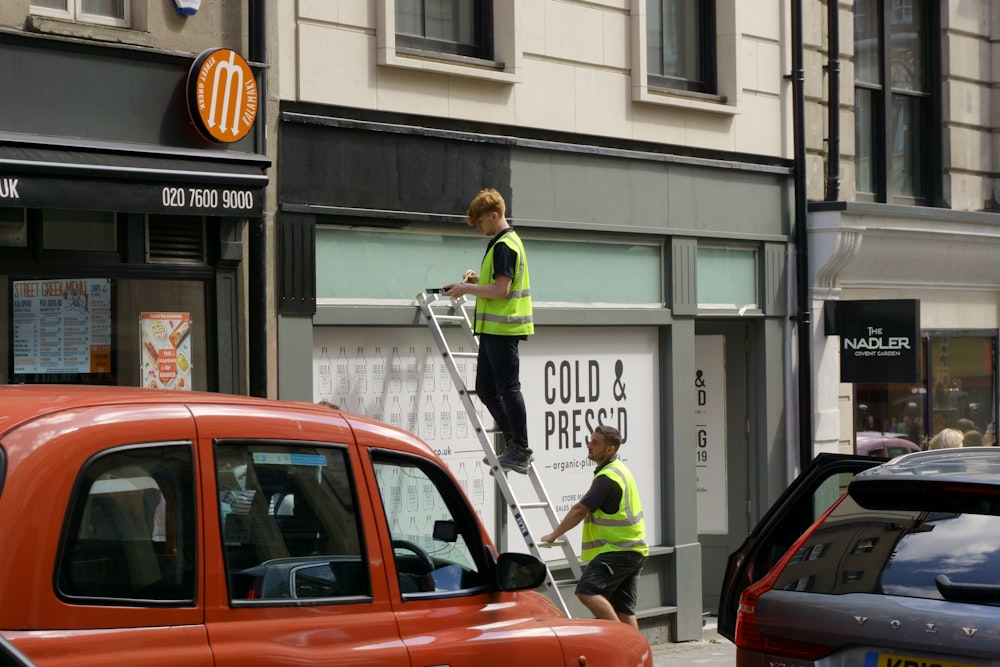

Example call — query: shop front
[810,203,1000,454]
[275,105,795,639]
[0,33,268,393]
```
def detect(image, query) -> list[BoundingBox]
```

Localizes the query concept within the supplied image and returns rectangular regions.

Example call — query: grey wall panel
[509,147,790,238]
[671,238,698,315]
[763,242,788,316]
[0,35,258,151]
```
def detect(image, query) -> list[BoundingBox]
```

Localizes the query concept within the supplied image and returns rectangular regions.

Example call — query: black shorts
[575,550,646,616]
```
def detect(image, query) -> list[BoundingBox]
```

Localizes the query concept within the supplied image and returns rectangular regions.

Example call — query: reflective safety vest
[581,458,648,561]
[474,229,533,336]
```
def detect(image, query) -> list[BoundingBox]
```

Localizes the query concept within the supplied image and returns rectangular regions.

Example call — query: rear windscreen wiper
[935,574,1000,603]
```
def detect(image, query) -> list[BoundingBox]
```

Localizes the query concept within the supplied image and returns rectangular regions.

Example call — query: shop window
[854,0,938,204]
[854,333,996,451]
[376,0,515,83]
[42,210,117,252]
[0,208,27,247]
[57,444,196,604]
[30,0,130,28]
[315,227,662,305]
[696,246,757,311]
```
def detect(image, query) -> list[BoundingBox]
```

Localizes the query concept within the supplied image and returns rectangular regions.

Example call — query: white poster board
[313,325,661,558]
[695,335,728,534]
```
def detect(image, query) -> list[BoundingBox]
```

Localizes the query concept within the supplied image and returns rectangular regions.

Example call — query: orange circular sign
[186,48,258,143]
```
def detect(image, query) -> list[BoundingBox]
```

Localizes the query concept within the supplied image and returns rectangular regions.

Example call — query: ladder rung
[431,314,466,322]
[553,578,580,587]
[519,502,550,510]
[449,351,478,359]
[539,539,570,547]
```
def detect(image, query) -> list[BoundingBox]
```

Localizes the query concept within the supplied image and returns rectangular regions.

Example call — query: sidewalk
[650,617,735,667]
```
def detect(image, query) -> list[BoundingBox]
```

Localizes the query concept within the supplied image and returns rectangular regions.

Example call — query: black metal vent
[146,216,206,264]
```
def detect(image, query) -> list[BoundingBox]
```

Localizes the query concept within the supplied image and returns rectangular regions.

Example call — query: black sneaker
[483,440,512,465]
[496,446,533,474]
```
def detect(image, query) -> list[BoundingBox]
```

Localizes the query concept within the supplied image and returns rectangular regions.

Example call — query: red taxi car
[0,386,651,667]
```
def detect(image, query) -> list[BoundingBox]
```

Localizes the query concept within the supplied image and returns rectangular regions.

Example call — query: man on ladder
[443,188,534,474]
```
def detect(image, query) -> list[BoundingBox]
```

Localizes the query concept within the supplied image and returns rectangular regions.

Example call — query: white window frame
[375,0,519,84]
[30,0,130,29]
[630,0,738,116]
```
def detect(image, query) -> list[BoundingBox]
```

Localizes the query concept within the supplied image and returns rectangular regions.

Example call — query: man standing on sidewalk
[541,424,648,628]
[443,188,534,474]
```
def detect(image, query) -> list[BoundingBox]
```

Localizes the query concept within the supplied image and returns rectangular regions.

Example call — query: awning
[0,133,270,216]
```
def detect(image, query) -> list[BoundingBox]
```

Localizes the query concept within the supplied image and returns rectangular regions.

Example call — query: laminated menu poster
[12,278,112,374]
[140,312,192,390]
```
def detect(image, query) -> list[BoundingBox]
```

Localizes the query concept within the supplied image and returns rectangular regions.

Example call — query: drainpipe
[825,0,841,201]
[248,0,268,397]
[791,0,814,468]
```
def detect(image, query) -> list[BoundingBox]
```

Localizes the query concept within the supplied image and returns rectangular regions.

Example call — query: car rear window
[773,495,1000,604]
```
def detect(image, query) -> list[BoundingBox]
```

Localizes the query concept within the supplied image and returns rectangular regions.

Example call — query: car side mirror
[496,552,547,591]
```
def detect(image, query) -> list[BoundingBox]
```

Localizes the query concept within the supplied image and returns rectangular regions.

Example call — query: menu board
[140,312,192,390]
[12,278,112,374]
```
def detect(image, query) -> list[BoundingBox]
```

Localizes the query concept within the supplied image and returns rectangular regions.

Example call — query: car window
[371,452,489,596]
[215,442,368,602]
[774,495,1000,602]
[57,444,196,604]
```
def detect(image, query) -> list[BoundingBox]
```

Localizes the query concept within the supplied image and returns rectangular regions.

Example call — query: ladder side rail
[526,468,585,580]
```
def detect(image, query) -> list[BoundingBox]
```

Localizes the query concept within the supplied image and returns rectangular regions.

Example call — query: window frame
[630,0,738,115]
[394,0,493,60]
[376,0,517,84]
[30,0,131,29]
[853,0,942,205]
[645,0,718,95]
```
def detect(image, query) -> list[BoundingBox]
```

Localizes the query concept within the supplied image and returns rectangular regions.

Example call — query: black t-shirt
[484,229,516,280]
[580,458,623,515]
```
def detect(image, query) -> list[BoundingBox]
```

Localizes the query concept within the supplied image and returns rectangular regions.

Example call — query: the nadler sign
[825,299,920,383]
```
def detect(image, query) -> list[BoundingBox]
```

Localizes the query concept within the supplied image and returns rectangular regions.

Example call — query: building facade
[271,1,799,640]
[0,1,268,395]
[804,1,1000,456]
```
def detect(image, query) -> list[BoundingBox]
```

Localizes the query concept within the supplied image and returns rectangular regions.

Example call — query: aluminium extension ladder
[416,291,584,617]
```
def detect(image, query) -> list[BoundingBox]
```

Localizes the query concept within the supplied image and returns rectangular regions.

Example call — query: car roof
[852,447,1000,485]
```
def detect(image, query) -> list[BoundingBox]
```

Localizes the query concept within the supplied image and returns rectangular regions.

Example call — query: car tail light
[734,497,845,661]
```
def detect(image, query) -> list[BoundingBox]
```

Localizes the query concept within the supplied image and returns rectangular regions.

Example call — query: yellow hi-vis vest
[474,229,533,336]
[581,459,648,562]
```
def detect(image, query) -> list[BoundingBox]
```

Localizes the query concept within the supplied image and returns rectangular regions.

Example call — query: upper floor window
[395,0,492,59]
[30,0,129,28]
[854,0,937,204]
[646,0,717,94]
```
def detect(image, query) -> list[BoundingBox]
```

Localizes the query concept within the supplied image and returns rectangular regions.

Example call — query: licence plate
[865,651,986,667]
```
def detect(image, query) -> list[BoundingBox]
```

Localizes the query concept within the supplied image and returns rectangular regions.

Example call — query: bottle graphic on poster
[456,406,469,439]
[439,347,451,389]
[406,475,419,511]
[354,395,367,417]
[423,395,435,440]
[457,461,469,497]
[422,346,435,392]
[373,396,384,420]
[388,346,402,393]
[472,463,485,506]
[352,346,367,395]
[405,346,418,392]
[389,467,402,511]
[407,395,418,435]
[456,346,469,389]
[439,394,453,439]
[372,346,386,394]
[389,395,402,428]
[335,346,349,395]
[421,478,435,510]
[317,346,333,399]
